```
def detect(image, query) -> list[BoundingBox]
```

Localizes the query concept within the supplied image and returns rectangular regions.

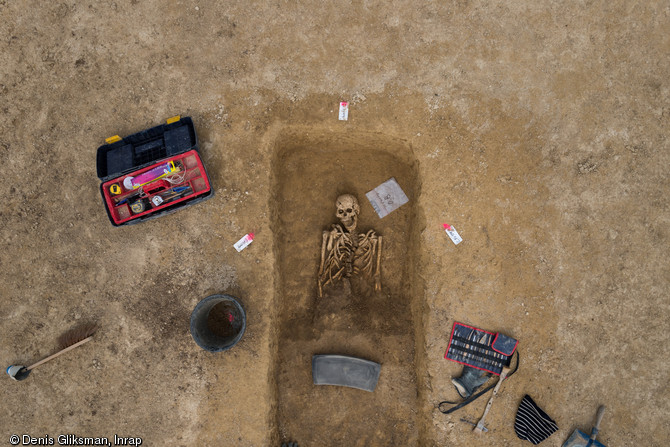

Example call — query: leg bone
[318,231,330,297]
[374,236,382,292]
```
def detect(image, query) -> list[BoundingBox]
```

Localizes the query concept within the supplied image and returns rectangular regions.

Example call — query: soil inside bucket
[207,302,241,339]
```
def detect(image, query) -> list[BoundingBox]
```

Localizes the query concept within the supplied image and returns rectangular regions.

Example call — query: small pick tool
[6,323,98,381]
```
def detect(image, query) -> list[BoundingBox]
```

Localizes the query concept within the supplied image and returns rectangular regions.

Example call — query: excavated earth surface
[1,1,668,446]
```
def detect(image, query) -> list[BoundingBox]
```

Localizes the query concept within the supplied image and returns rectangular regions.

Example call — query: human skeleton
[318,194,382,297]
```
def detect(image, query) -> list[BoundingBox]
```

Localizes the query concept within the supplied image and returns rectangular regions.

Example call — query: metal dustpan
[563,406,606,447]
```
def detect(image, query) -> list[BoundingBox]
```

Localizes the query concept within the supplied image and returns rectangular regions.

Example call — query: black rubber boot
[451,366,489,398]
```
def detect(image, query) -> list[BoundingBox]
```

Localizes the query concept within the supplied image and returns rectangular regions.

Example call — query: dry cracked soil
[1,1,669,446]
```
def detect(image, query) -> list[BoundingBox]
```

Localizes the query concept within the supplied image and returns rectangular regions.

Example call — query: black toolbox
[96,116,213,226]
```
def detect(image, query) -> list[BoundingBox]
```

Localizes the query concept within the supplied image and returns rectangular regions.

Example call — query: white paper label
[339,101,349,120]
[234,233,254,252]
[365,178,409,218]
[443,224,462,245]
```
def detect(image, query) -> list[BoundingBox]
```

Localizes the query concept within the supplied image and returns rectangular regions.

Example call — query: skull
[336,194,360,232]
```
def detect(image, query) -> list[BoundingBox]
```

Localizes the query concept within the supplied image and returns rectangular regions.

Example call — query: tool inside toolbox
[101,149,210,224]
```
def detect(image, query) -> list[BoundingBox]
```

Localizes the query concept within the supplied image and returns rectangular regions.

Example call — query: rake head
[58,323,98,350]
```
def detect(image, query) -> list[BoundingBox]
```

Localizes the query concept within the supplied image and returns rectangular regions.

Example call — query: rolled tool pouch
[438,322,520,415]
[444,322,518,375]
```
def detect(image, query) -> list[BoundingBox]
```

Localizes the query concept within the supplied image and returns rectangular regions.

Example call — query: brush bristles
[58,323,98,350]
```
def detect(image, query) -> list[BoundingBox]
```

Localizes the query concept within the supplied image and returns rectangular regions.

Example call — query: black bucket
[190,294,246,352]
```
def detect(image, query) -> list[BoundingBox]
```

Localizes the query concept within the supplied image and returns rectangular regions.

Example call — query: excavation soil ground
[272,139,420,445]
[1,2,669,447]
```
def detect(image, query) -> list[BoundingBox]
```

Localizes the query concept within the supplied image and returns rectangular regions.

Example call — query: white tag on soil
[443,224,462,245]
[234,233,255,252]
[339,101,349,120]
[365,177,409,218]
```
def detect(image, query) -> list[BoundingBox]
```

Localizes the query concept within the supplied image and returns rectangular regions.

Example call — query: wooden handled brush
[7,323,98,381]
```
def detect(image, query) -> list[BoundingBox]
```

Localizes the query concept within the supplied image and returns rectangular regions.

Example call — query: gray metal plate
[312,355,381,392]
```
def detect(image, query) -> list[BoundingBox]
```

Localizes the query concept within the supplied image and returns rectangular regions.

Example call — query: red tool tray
[96,116,213,226]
